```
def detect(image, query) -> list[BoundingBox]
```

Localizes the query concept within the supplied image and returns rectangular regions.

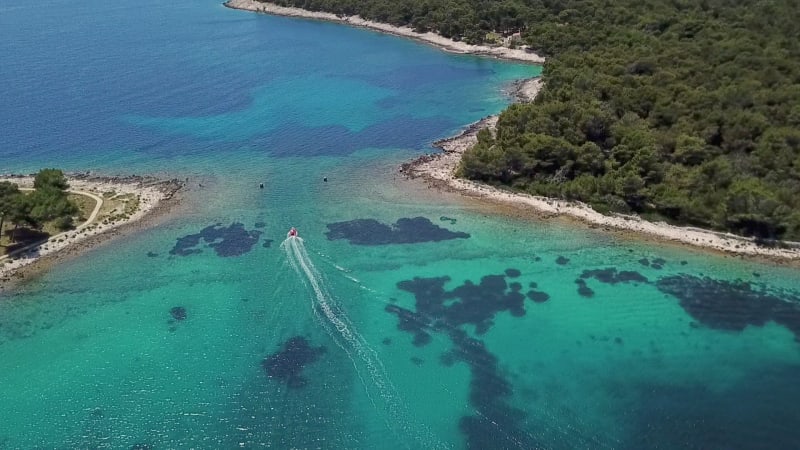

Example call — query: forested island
[262,0,800,241]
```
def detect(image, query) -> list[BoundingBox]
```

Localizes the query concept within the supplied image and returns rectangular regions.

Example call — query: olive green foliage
[33,168,70,191]
[457,0,800,239]
[0,181,23,236]
[27,169,77,230]
[0,170,78,243]
[266,0,800,239]
[265,0,529,43]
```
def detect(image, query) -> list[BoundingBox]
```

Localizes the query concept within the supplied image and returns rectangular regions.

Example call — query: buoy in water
[259,183,264,189]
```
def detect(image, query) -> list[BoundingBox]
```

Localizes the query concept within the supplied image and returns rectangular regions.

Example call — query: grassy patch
[0,191,100,257]
[68,193,94,222]
[0,190,145,257]
[0,222,12,252]
[98,193,140,225]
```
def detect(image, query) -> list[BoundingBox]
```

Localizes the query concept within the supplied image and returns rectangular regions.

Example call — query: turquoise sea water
[2,0,800,448]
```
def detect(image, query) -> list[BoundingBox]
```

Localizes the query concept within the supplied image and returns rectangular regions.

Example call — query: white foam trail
[281,236,446,449]
[315,252,377,293]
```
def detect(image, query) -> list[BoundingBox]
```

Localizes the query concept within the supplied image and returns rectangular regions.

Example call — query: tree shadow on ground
[1,227,50,255]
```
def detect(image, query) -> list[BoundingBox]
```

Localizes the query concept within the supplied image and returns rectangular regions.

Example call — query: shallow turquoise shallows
[2,0,799,448]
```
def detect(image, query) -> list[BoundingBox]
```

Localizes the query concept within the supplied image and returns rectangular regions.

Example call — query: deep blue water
[2,0,800,449]
[1,0,528,173]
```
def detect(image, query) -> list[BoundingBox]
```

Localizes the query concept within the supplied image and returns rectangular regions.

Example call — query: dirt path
[74,190,103,228]
[0,189,103,261]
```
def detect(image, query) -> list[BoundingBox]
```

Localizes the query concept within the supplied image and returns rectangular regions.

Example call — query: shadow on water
[389,270,549,449]
[325,217,469,245]
[262,336,326,389]
[388,263,800,449]
[656,274,800,341]
[282,236,446,449]
[169,222,262,257]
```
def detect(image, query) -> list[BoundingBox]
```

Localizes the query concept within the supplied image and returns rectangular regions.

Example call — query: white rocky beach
[224,0,546,63]
[0,175,183,286]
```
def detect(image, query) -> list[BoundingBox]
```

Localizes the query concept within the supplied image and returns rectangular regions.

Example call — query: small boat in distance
[288,227,298,238]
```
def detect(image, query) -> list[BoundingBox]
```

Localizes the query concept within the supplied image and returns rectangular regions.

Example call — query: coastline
[223,0,546,64]
[0,174,184,291]
[219,1,800,262]
[402,110,800,263]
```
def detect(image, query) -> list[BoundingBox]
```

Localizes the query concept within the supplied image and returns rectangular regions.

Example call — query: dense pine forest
[266,0,800,240]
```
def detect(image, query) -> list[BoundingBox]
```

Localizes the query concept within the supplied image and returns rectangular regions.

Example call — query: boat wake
[281,235,445,449]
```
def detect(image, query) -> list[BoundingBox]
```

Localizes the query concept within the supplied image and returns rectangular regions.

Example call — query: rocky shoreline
[223,0,545,64]
[402,105,800,264]
[0,174,185,291]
